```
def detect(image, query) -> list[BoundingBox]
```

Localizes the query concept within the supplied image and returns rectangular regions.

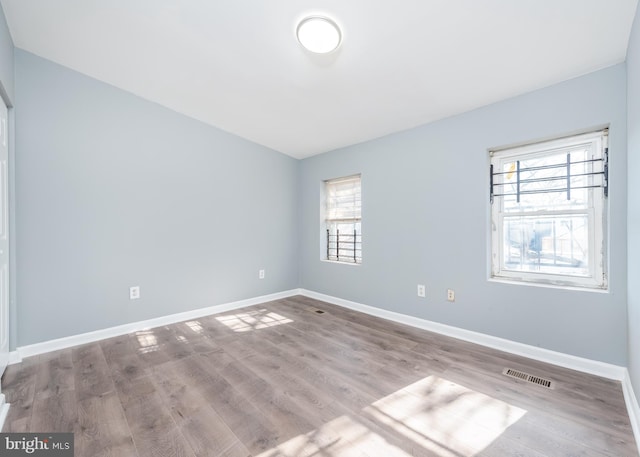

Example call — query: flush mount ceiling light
[296,16,342,53]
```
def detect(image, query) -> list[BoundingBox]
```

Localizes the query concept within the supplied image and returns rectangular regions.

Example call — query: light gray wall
[15,50,299,347]
[299,64,628,365]
[628,5,640,399]
[5,16,634,371]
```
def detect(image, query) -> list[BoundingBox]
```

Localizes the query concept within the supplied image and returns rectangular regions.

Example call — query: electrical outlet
[417,284,426,298]
[259,269,265,279]
[447,289,455,302]
[130,286,140,300]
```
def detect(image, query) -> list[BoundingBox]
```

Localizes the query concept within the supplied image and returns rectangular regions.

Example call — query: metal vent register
[503,368,555,389]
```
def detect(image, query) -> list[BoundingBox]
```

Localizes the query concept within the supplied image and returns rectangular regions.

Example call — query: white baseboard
[8,351,21,365]
[299,289,627,381]
[623,370,640,452]
[0,394,9,431]
[14,287,625,381]
[10,289,300,362]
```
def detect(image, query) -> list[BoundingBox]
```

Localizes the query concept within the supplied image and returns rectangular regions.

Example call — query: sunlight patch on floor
[185,320,204,334]
[255,375,526,457]
[216,309,293,332]
[363,375,527,456]
[134,330,159,354]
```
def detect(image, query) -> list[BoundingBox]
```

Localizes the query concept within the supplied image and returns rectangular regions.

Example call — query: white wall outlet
[447,289,455,302]
[130,286,140,300]
[259,269,265,279]
[417,284,426,298]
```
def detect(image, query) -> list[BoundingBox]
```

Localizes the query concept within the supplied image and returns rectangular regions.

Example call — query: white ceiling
[1,1,638,159]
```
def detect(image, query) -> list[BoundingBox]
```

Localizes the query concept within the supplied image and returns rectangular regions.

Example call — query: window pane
[490,130,606,289]
[502,215,589,277]
[325,174,362,264]
[327,222,361,263]
[502,146,594,212]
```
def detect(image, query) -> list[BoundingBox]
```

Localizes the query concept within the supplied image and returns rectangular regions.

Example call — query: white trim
[7,285,628,379]
[488,277,609,293]
[622,370,640,453]
[299,289,626,381]
[8,350,21,365]
[0,394,9,431]
[490,130,607,290]
[10,289,300,362]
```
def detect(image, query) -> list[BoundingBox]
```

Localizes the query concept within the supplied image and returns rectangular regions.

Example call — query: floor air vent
[502,368,555,389]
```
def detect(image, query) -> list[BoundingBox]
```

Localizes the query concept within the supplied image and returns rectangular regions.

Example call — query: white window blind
[325,175,361,264]
[326,175,361,221]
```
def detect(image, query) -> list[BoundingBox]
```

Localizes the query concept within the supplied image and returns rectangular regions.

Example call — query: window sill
[488,276,608,293]
[321,259,361,267]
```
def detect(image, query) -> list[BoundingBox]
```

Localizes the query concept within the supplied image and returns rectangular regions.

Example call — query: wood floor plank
[178,354,284,456]
[221,356,325,434]
[76,392,138,457]
[4,416,30,433]
[150,359,248,457]
[170,321,222,355]
[271,298,449,376]
[30,389,77,433]
[132,327,195,368]
[144,352,281,456]
[495,419,613,457]
[177,407,250,457]
[100,334,147,383]
[477,435,549,457]
[1,355,39,430]
[2,295,637,457]
[72,343,116,401]
[34,349,75,398]
[114,374,195,457]
[516,413,638,457]
[274,326,424,403]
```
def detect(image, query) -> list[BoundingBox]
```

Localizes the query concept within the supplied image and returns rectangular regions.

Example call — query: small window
[324,175,362,264]
[490,130,608,289]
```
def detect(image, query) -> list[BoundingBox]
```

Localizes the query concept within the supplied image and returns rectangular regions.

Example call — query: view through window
[324,175,362,264]
[490,130,608,289]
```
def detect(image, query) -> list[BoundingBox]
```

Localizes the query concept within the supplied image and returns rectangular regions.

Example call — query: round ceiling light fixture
[296,16,342,54]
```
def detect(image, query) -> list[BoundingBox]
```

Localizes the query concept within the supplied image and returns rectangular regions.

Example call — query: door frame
[0,80,14,430]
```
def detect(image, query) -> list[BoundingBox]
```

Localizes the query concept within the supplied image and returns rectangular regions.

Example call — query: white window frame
[323,174,362,265]
[490,130,608,290]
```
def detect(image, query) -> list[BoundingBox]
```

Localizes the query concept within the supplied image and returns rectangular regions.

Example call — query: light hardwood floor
[1,295,638,456]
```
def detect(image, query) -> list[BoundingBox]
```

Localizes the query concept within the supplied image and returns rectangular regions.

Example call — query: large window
[324,175,362,264]
[490,130,608,289]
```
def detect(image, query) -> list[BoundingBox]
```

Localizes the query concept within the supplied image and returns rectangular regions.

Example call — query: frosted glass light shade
[297,17,341,53]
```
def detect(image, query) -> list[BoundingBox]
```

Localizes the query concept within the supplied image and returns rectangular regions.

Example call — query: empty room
[0,1,639,456]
